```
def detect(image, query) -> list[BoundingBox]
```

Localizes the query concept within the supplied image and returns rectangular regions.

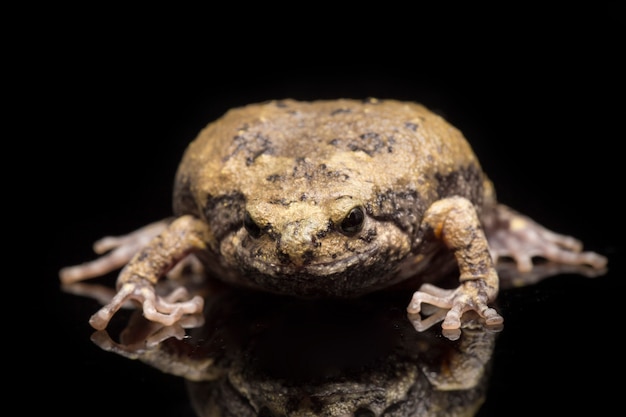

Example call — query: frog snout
[277,219,324,266]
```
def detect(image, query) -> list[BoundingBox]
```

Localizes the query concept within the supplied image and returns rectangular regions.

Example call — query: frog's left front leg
[89,215,215,330]
[407,197,504,330]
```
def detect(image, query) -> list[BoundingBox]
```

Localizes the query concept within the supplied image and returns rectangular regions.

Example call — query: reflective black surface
[38,9,623,416]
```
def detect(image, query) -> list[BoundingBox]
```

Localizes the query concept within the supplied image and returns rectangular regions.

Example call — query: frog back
[174,98,492,235]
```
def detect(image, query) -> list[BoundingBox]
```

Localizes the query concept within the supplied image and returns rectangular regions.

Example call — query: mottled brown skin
[59,98,608,331]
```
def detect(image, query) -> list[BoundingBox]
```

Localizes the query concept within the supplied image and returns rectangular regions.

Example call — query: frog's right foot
[484,204,607,272]
[59,219,171,284]
[88,276,204,330]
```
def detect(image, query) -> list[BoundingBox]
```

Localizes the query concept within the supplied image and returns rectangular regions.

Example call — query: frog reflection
[83,277,498,417]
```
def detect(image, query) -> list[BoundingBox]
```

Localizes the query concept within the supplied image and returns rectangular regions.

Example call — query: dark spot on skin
[359,228,377,243]
[360,132,380,140]
[266,174,281,182]
[302,250,315,264]
[329,132,390,156]
[330,107,351,116]
[225,132,274,166]
[404,122,419,131]
[269,198,291,206]
[343,241,358,253]
[277,249,290,265]
[266,228,280,241]
[202,192,246,240]
[358,132,385,156]
[316,222,332,238]
[317,155,350,181]
[434,164,485,209]
[290,157,323,181]
[275,101,289,108]
[368,188,424,240]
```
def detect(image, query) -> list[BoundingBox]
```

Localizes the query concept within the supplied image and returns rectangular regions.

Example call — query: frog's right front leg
[89,215,215,330]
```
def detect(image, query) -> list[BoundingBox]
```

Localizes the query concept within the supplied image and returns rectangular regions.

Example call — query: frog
[59,98,608,331]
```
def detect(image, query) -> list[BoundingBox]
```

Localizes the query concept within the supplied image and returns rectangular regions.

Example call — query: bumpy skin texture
[59,98,608,331]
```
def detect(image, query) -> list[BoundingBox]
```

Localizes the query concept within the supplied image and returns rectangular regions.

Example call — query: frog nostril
[243,211,262,238]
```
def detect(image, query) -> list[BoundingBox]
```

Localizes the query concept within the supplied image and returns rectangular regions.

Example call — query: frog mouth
[247,247,380,277]
[234,246,396,297]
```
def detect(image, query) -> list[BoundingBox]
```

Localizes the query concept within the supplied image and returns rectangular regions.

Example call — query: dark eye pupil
[340,207,364,234]
[244,211,262,238]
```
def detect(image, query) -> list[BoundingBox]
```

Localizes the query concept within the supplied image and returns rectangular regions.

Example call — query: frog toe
[87,281,140,329]
[442,301,503,330]
[142,294,204,327]
[482,307,504,326]
[60,246,137,284]
[408,307,448,332]
[510,252,534,273]
[407,284,455,314]
[544,247,608,269]
[441,310,462,330]
[59,220,170,285]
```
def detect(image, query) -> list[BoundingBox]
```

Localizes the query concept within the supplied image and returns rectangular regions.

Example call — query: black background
[26,5,624,416]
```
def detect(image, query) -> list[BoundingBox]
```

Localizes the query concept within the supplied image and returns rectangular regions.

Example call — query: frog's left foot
[407,282,504,330]
[484,204,608,272]
[89,277,204,330]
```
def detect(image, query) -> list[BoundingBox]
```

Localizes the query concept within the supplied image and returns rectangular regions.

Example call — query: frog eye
[339,206,365,235]
[243,211,262,238]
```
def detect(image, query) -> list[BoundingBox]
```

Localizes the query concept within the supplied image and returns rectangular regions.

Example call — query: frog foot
[89,277,204,330]
[59,219,171,284]
[407,282,504,330]
[485,204,608,272]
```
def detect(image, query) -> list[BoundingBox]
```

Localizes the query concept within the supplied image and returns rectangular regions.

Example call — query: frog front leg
[407,197,504,330]
[88,215,215,330]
